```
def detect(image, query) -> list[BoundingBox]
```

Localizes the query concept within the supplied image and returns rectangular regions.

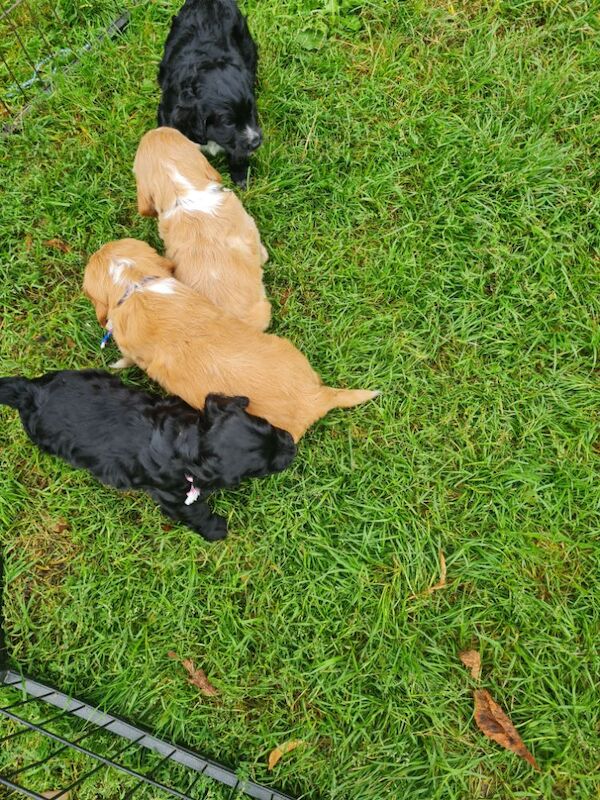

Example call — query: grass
[0,0,599,797]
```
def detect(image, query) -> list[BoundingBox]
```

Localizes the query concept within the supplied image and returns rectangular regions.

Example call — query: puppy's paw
[200,515,228,541]
[110,357,134,370]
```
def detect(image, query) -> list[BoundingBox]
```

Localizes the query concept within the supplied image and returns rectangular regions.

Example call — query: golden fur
[133,127,271,330]
[83,239,378,441]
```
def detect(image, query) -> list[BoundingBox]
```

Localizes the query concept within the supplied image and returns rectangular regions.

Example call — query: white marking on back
[145,278,178,294]
[109,258,133,284]
[163,167,224,218]
[200,140,224,156]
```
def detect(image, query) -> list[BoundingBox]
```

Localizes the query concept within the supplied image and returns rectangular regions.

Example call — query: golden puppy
[83,239,378,441]
[133,127,271,331]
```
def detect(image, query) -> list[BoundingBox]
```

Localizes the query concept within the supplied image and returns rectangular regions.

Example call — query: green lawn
[1,0,599,798]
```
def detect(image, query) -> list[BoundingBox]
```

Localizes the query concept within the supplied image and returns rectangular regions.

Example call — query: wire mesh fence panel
[0,671,296,800]
[0,0,129,129]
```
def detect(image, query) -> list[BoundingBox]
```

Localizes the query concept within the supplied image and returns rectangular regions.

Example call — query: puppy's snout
[270,429,296,472]
[246,128,262,151]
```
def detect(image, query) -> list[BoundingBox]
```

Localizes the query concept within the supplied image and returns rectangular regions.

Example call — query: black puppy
[157,0,262,187]
[0,370,295,541]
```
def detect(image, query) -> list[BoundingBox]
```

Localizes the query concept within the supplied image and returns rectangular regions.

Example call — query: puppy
[158,0,261,187]
[0,370,296,541]
[134,127,270,331]
[83,239,378,441]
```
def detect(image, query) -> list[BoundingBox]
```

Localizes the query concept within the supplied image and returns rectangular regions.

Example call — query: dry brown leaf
[427,549,447,593]
[460,650,481,681]
[43,238,72,253]
[473,689,539,771]
[182,659,218,696]
[409,549,447,599]
[279,287,293,308]
[268,739,305,770]
[52,519,70,534]
[168,650,218,696]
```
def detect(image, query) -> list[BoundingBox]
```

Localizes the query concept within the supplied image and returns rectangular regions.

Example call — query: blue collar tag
[100,329,113,349]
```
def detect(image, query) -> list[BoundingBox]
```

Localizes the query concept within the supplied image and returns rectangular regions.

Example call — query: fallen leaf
[279,287,293,308]
[268,739,305,770]
[52,519,70,534]
[427,550,447,592]
[460,650,481,681]
[409,549,447,599]
[182,659,217,695]
[168,651,218,696]
[24,234,33,252]
[43,238,72,253]
[473,689,539,771]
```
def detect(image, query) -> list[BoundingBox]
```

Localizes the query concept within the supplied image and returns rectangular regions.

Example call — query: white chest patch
[200,140,224,156]
[146,278,177,295]
[164,168,224,218]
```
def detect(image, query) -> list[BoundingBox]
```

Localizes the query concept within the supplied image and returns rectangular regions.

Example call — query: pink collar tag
[184,474,201,505]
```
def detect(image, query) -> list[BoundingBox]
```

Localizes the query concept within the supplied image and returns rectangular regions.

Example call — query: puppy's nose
[246,128,262,151]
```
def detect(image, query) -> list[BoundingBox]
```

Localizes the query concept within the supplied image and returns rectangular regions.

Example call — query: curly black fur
[0,370,295,541]
[158,0,262,187]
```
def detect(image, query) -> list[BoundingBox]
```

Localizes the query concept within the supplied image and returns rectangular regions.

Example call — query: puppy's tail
[0,377,32,410]
[326,387,380,411]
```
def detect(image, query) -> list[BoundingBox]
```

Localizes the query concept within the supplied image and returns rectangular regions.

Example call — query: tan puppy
[83,239,378,441]
[133,127,271,331]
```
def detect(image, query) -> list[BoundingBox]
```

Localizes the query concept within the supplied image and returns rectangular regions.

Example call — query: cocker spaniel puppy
[83,239,378,441]
[0,370,295,540]
[158,0,262,187]
[134,127,270,330]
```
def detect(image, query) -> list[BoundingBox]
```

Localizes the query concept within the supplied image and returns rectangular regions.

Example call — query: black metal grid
[0,514,296,799]
[0,0,130,130]
[0,670,297,799]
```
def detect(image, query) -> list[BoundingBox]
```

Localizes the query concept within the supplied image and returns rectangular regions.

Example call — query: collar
[116,275,161,307]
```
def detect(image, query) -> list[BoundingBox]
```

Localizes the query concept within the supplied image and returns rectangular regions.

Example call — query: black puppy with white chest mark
[158,0,262,187]
[0,370,295,541]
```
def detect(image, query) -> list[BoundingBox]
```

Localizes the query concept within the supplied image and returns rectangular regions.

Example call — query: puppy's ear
[229,396,250,410]
[157,255,176,274]
[136,174,157,217]
[83,273,109,327]
[204,394,249,420]
[173,103,206,144]
[204,394,228,421]
[193,452,240,489]
[193,453,220,485]
[202,158,223,184]
[93,300,109,327]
